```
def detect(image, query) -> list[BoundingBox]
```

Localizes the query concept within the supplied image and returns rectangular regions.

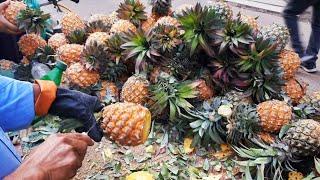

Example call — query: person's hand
[0,1,20,34]
[4,133,94,180]
[49,88,104,142]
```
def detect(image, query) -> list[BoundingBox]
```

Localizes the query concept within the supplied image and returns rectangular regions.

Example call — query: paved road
[43,0,320,92]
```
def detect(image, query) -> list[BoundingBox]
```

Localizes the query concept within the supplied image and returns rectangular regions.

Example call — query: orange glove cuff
[34,80,57,116]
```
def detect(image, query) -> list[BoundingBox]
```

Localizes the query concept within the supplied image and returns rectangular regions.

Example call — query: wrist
[5,167,49,180]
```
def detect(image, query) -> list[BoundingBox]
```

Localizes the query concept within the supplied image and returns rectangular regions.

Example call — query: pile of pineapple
[3,0,320,178]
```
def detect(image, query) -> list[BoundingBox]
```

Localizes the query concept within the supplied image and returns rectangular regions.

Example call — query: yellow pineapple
[101,102,152,146]
[99,81,119,102]
[3,1,27,25]
[121,75,150,105]
[18,33,46,57]
[57,44,83,65]
[240,14,259,31]
[110,19,137,34]
[279,50,301,80]
[283,78,307,104]
[65,62,100,88]
[85,32,110,46]
[48,33,69,51]
[142,15,157,32]
[257,100,292,133]
[60,12,85,36]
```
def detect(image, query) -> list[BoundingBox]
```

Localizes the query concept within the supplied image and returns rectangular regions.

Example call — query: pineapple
[151,24,182,53]
[116,0,147,26]
[154,16,180,28]
[121,74,150,105]
[150,0,172,20]
[141,15,157,32]
[207,1,233,21]
[3,1,26,25]
[283,119,320,156]
[57,44,83,65]
[283,78,307,104]
[88,12,119,26]
[60,12,85,36]
[224,90,252,107]
[82,39,109,73]
[101,102,152,146]
[288,172,304,180]
[173,4,193,17]
[85,32,110,46]
[257,100,292,133]
[86,14,115,33]
[257,132,275,144]
[240,14,259,32]
[65,62,100,88]
[18,33,46,58]
[105,34,125,63]
[32,45,56,64]
[259,23,290,51]
[48,33,69,51]
[193,79,214,100]
[110,19,137,35]
[278,50,301,80]
[295,91,320,121]
[98,81,119,103]
[66,29,87,45]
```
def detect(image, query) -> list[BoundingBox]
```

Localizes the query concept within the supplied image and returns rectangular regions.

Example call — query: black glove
[49,88,103,142]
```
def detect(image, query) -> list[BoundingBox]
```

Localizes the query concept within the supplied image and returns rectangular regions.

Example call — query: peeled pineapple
[257,100,292,133]
[283,78,307,104]
[4,1,26,25]
[101,102,152,146]
[278,50,301,80]
[61,12,85,36]
[110,19,137,34]
[65,62,100,88]
[18,33,46,57]
[57,44,83,65]
[48,33,69,51]
[121,75,150,105]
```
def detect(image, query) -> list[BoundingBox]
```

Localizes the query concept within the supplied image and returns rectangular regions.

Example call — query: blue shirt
[0,76,35,179]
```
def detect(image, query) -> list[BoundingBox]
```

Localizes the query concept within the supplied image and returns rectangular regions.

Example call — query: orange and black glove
[34,80,103,142]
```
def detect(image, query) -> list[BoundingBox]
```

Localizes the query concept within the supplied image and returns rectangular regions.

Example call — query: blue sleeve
[0,76,35,132]
[0,127,21,179]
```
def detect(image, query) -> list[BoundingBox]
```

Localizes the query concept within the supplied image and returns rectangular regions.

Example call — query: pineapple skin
[154,16,180,27]
[48,33,69,51]
[85,32,110,46]
[283,78,307,104]
[195,79,214,100]
[121,75,150,105]
[66,62,100,88]
[61,12,85,36]
[18,34,46,57]
[4,1,27,25]
[279,50,301,80]
[257,100,292,133]
[101,102,152,146]
[57,44,83,65]
[207,1,233,21]
[283,119,320,156]
[110,20,137,34]
[142,15,157,32]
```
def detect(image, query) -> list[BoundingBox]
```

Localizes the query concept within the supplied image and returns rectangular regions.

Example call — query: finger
[65,139,88,160]
[65,133,94,146]
[0,1,10,11]
[0,16,19,32]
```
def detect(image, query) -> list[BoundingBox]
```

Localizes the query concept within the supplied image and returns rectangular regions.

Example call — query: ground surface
[36,1,320,179]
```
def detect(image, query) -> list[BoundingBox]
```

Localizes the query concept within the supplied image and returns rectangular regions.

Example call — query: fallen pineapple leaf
[184,137,195,154]
[126,171,154,180]
[104,148,113,159]
[203,174,223,180]
[145,145,155,154]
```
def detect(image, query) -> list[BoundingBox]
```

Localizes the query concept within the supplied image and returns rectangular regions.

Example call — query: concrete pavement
[42,0,320,92]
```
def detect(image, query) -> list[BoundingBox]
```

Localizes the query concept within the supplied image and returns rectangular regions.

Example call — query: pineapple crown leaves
[209,55,250,92]
[117,0,147,26]
[16,7,52,34]
[216,18,255,55]
[177,3,224,57]
[227,103,261,144]
[149,0,172,17]
[67,29,87,44]
[32,45,56,64]
[100,61,127,82]
[105,34,125,64]
[188,97,232,146]
[149,73,198,121]
[237,37,280,75]
[121,29,161,73]
[151,24,182,53]
[85,20,111,34]
[82,40,109,72]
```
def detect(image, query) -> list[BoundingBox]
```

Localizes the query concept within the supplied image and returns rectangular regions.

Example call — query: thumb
[0,1,10,11]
